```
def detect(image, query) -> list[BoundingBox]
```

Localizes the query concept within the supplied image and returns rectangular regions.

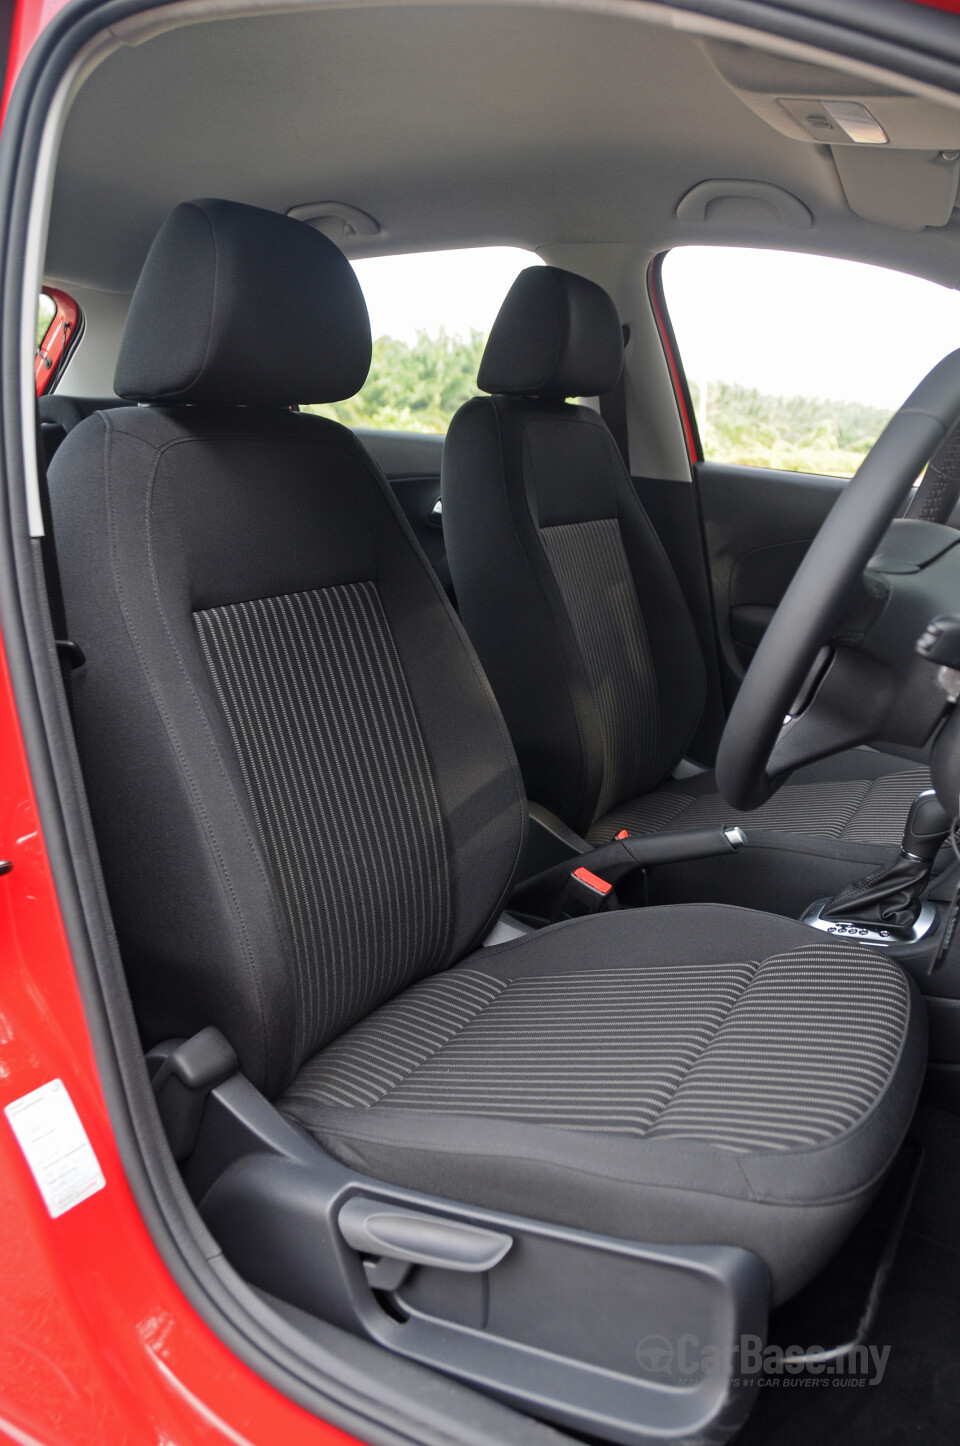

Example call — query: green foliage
[695,379,893,478]
[305,327,488,434]
[304,330,893,480]
[36,293,56,350]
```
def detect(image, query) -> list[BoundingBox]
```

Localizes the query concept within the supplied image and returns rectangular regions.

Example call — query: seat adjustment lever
[339,1196,513,1274]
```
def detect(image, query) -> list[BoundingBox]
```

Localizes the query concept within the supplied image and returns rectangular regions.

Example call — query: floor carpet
[736,1105,960,1445]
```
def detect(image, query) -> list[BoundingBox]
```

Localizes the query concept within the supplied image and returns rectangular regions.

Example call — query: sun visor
[832,148,960,231]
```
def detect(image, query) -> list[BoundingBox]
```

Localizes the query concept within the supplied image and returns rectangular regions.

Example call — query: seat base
[187,1066,769,1446]
[282,904,926,1305]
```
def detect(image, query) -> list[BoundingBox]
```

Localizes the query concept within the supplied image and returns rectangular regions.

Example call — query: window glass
[661,247,960,478]
[305,246,542,433]
[36,292,56,350]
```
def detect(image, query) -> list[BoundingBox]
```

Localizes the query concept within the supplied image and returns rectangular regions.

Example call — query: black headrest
[477,266,623,399]
[114,199,371,406]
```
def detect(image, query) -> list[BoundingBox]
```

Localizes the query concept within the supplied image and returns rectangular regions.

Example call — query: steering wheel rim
[715,348,960,813]
[906,417,960,524]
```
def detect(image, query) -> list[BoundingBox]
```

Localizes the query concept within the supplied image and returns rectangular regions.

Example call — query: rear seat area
[38,394,125,468]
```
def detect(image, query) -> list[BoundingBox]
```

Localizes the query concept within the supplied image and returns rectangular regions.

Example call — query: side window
[304,246,541,433]
[660,247,960,478]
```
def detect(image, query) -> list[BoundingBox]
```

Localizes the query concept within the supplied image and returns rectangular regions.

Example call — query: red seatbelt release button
[572,866,613,895]
[556,866,614,921]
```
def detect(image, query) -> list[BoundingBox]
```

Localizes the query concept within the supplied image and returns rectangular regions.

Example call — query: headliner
[46,1,960,292]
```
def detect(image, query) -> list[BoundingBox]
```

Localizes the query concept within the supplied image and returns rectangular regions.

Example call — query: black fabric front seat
[441,266,931,915]
[48,200,925,1309]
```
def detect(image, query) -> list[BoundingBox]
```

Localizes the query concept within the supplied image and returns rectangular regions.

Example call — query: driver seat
[441,266,930,916]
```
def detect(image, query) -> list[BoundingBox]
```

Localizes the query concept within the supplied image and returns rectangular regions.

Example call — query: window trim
[648,251,701,467]
[34,285,80,397]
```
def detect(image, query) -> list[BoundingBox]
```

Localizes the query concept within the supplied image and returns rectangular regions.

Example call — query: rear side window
[660,247,960,478]
[304,246,542,434]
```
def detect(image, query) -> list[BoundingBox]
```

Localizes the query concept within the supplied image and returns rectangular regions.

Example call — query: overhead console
[702,39,960,230]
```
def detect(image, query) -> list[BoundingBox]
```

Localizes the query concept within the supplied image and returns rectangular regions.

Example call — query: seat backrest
[442,266,706,836]
[48,199,525,1098]
[38,393,124,468]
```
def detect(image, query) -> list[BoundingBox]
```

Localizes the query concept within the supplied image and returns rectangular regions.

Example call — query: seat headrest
[477,266,623,400]
[114,199,371,406]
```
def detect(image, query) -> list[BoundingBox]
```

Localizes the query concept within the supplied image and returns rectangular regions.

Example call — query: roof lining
[44,0,960,298]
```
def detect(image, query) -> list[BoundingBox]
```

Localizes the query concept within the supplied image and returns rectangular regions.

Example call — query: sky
[351,247,541,344]
[350,243,960,412]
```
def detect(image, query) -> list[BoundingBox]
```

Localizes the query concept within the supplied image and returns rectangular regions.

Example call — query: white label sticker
[5,1078,105,1218]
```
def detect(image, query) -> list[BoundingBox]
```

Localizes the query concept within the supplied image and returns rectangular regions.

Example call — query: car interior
[14,1,960,1443]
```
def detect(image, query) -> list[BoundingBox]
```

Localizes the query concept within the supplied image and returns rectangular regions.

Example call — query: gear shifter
[899,789,955,864]
[815,789,951,940]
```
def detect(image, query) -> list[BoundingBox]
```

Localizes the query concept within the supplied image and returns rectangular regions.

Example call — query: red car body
[0,2,370,1438]
[0,1,958,1442]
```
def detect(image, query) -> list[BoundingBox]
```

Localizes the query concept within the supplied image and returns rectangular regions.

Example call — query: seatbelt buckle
[554,866,614,921]
[613,828,630,841]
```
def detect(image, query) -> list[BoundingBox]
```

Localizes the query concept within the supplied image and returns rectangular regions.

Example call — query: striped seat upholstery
[285,940,908,1153]
[195,583,453,1060]
[284,904,924,1304]
[540,517,660,818]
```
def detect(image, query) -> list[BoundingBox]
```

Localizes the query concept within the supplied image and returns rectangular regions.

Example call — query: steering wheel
[715,350,960,812]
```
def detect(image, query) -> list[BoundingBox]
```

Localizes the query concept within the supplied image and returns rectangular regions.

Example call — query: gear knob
[902,789,953,862]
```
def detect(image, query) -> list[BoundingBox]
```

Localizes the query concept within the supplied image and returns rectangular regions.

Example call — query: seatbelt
[598,323,631,472]
[34,407,83,713]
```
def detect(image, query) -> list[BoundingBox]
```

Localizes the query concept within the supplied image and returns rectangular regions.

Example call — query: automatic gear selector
[802,789,951,946]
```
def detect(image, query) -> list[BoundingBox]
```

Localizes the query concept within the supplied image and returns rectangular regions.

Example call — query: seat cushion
[588,758,931,847]
[281,904,926,1304]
